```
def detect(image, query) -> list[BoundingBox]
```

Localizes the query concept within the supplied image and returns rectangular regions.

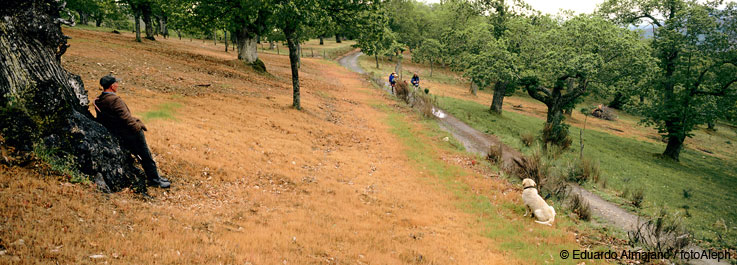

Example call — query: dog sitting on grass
[521,178,556,226]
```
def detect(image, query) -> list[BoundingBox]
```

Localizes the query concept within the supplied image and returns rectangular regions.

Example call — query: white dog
[521,178,556,226]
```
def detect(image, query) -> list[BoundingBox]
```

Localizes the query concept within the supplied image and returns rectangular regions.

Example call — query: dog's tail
[534,206,556,226]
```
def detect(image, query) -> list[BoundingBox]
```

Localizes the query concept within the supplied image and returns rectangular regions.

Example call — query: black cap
[100,75,120,89]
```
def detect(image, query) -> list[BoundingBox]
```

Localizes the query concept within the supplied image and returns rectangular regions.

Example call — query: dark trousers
[119,131,161,181]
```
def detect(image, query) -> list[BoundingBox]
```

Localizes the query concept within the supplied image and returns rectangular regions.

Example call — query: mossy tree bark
[0,0,145,192]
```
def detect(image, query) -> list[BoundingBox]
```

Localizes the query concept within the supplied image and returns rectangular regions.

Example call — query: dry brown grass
[0,28,531,264]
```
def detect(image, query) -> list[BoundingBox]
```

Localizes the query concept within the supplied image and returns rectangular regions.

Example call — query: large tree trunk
[335,34,342,43]
[375,54,379,69]
[543,102,567,148]
[78,11,89,25]
[235,26,258,64]
[134,9,142,42]
[707,121,716,131]
[159,15,168,39]
[153,16,160,36]
[395,54,402,79]
[285,28,301,110]
[319,36,324,45]
[224,31,228,52]
[430,61,433,77]
[141,3,155,40]
[608,92,626,109]
[490,81,507,113]
[95,17,102,27]
[297,42,301,68]
[470,80,478,95]
[662,133,684,161]
[1,0,145,192]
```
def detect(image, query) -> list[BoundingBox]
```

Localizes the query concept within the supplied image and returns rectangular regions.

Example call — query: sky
[419,0,606,15]
[522,0,605,15]
[419,0,736,15]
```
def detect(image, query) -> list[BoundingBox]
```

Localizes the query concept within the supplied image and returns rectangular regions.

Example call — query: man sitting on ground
[94,75,170,188]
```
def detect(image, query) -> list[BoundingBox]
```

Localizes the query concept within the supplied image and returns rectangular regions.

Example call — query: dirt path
[338,51,727,265]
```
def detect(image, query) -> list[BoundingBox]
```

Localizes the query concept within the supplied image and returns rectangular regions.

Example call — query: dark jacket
[94,92,144,135]
[411,76,420,85]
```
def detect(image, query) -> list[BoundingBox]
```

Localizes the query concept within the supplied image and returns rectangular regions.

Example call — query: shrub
[32,143,89,184]
[395,81,410,103]
[566,157,601,184]
[628,207,690,254]
[410,90,436,118]
[630,188,645,208]
[542,121,572,150]
[513,147,551,189]
[486,144,503,164]
[568,192,591,221]
[520,133,535,147]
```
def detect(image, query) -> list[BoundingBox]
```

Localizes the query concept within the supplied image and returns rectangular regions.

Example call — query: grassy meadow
[436,96,737,249]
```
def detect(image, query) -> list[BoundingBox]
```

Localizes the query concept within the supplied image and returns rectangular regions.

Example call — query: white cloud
[418,0,605,15]
[418,0,737,15]
[522,0,605,15]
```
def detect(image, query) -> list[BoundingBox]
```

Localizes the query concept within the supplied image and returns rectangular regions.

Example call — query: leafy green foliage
[355,6,398,68]
[33,143,90,184]
[410,38,441,75]
[599,0,737,160]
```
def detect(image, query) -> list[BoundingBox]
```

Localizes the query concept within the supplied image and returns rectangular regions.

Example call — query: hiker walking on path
[93,75,171,189]
[389,72,397,94]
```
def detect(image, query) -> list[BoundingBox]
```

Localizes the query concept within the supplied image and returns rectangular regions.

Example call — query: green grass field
[436,96,737,249]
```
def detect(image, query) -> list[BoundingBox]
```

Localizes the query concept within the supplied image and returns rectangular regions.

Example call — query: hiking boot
[148,177,171,188]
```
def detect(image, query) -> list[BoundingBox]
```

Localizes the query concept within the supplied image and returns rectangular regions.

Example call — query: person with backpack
[411,73,420,89]
[389,72,397,94]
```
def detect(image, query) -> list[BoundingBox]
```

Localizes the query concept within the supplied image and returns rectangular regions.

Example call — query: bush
[520,133,535,147]
[395,81,410,103]
[513,147,552,189]
[566,157,601,184]
[569,192,591,221]
[629,188,645,208]
[411,92,436,118]
[32,143,89,184]
[542,121,572,150]
[628,207,690,254]
[486,144,503,164]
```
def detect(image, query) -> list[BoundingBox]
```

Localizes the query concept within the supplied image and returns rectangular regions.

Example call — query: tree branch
[691,61,737,96]
[631,13,662,28]
[561,78,589,104]
[693,78,737,96]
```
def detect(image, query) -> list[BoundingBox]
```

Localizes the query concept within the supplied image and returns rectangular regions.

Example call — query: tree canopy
[599,0,737,160]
